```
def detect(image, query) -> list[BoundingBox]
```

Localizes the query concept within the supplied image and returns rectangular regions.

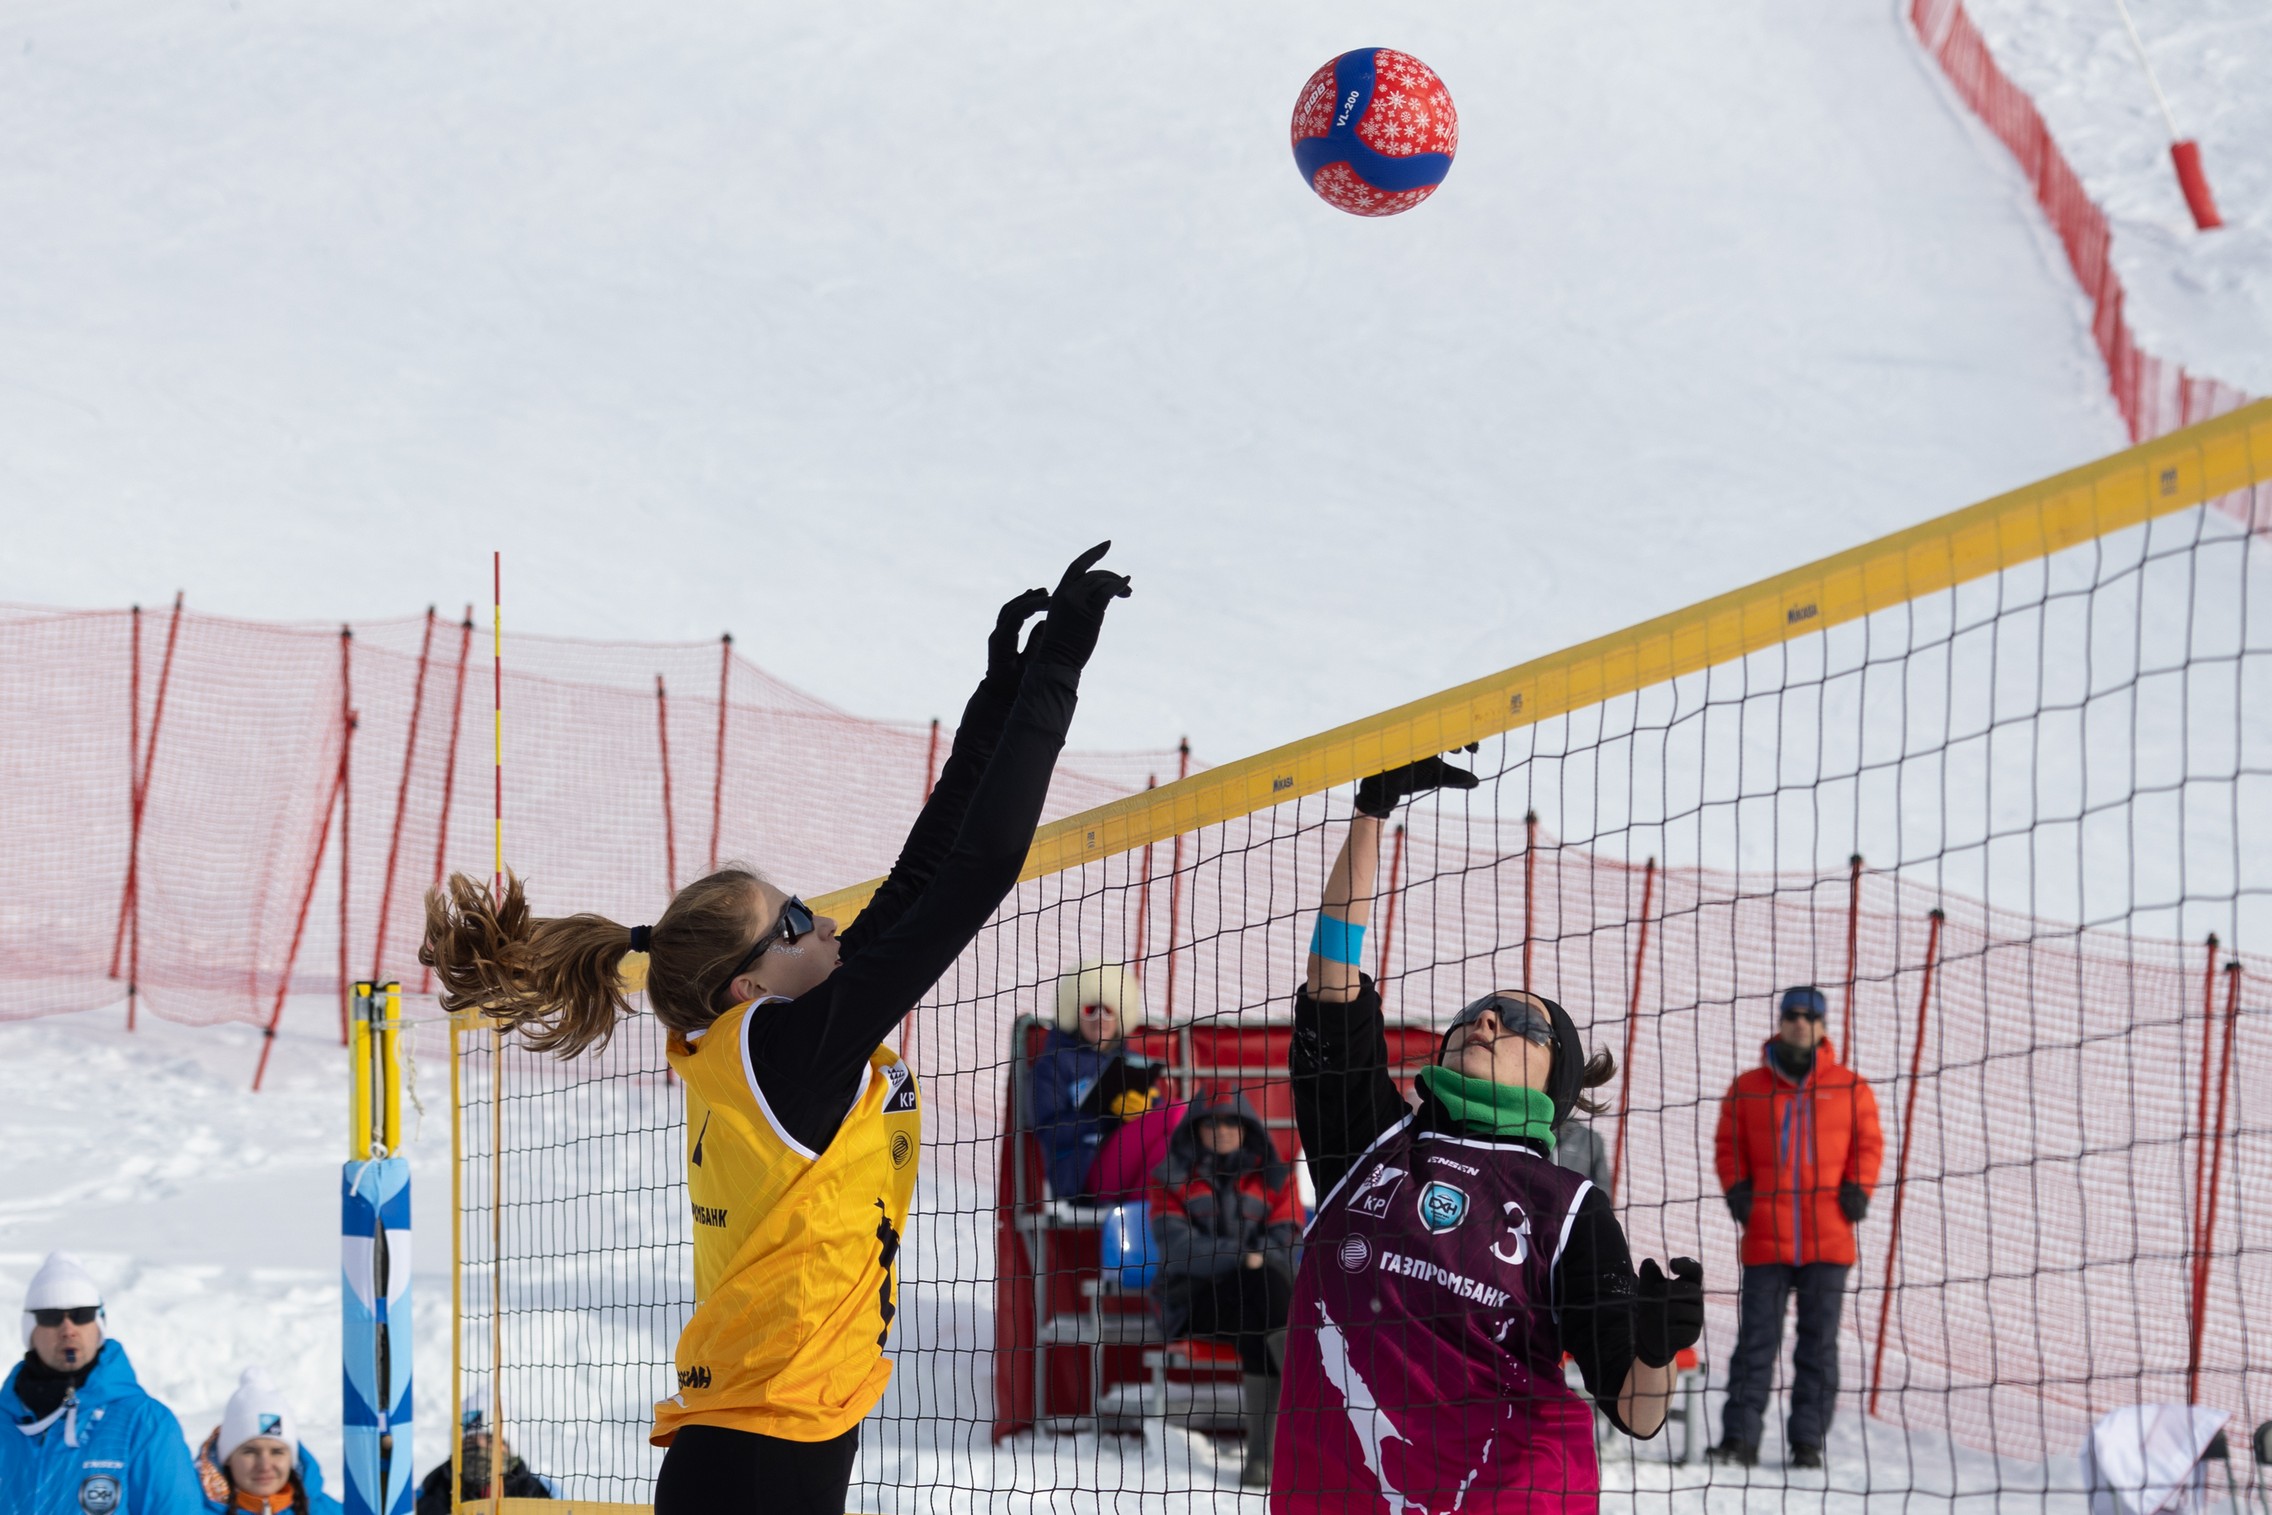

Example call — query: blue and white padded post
[344,981,414,1515]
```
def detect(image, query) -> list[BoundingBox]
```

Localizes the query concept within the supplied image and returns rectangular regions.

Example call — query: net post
[656,676,679,894]
[1610,857,1657,1204]
[372,609,437,983]
[254,738,350,1091]
[1131,775,1157,970]
[709,632,731,873]
[339,625,356,1046]
[922,717,941,803]
[1522,811,1538,992]
[1375,823,1406,1001]
[2188,958,2243,1404]
[488,1025,504,1504]
[2188,934,2221,1295]
[111,591,182,1022]
[1841,855,1864,1058]
[1163,739,1190,1019]
[344,980,413,1515]
[491,555,503,901]
[1868,906,1943,1419]
[421,610,476,997]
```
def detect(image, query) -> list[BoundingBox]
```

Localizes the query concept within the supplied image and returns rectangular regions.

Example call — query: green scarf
[1417,1065,1558,1149]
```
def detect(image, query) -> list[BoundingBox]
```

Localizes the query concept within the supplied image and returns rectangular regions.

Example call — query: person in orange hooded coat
[1708,986,1883,1470]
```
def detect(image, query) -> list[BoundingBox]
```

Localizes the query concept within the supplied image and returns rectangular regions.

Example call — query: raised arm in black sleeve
[1290,973,1410,1201]
[836,675,1016,961]
[1555,1185,1647,1437]
[746,662,1080,1153]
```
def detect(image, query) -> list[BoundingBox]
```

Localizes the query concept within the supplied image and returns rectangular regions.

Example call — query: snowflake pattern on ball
[1353,50,1457,159]
[1289,59,1340,147]
[1307,162,1439,217]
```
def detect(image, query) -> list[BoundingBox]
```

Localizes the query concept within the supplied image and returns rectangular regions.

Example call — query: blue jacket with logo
[2,1340,204,1515]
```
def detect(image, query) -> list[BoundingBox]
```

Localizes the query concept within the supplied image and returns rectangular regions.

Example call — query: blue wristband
[1310,913,1367,967]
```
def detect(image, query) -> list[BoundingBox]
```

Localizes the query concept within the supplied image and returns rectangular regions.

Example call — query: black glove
[1353,748,1480,818]
[984,588,1051,687]
[1029,541,1133,670]
[1839,1180,1869,1223]
[1634,1257,1704,1369]
[1724,1179,1752,1227]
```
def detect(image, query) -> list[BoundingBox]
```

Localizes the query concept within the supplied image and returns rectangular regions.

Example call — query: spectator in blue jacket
[1030,961,1178,1202]
[3,1251,203,1515]
[192,1369,341,1515]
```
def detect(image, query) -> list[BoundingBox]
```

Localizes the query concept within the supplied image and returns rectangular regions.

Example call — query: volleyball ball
[1290,48,1458,217]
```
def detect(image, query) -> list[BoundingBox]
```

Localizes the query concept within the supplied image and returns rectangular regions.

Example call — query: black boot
[1789,1443,1824,1469]
[1707,1437,1758,1467]
[1240,1374,1280,1488]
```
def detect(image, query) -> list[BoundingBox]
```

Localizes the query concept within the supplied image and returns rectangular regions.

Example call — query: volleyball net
[453,401,2272,1511]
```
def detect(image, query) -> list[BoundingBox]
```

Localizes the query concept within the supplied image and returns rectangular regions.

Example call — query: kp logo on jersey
[1418,1180,1469,1234]
[1348,1162,1407,1219]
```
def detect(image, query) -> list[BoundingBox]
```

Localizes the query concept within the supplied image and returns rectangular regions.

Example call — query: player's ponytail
[1572,1048,1617,1116]
[420,866,769,1057]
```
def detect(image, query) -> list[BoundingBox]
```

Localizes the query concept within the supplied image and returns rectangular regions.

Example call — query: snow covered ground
[1963,0,2272,394]
[0,0,2134,758]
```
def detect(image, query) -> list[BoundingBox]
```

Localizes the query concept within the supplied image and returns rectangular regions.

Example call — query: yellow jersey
[651,995,922,1445]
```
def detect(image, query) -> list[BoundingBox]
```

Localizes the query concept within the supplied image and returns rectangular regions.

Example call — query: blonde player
[422,545,1129,1515]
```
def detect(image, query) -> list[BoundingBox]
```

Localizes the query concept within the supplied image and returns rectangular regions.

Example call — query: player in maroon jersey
[1275,758,1704,1514]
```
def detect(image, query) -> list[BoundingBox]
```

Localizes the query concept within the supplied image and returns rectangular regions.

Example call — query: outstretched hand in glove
[1355,746,1480,818]
[984,587,1051,688]
[1634,1257,1705,1369]
[1030,541,1134,671]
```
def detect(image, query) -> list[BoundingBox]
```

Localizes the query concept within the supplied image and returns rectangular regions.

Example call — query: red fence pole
[1610,857,1658,1204]
[1375,824,1406,998]
[337,626,355,1045]
[2188,960,2242,1403]
[122,605,140,1029]
[1842,854,1864,1059]
[1131,775,1157,972]
[1868,907,1944,1418]
[111,592,184,1021]
[709,633,730,873]
[657,676,680,894]
[1163,739,1190,1021]
[254,740,349,1091]
[1521,811,1538,992]
[922,718,942,804]
[420,609,476,997]
[2189,934,2221,1276]
[372,608,436,982]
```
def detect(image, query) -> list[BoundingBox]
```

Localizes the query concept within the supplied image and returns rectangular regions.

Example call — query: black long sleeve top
[742,658,1077,1155]
[1290,973,1648,1432]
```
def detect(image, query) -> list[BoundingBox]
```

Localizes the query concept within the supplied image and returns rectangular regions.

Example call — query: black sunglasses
[1779,1006,1826,1022]
[719,896,817,998]
[1448,993,1556,1048]
[31,1307,99,1328]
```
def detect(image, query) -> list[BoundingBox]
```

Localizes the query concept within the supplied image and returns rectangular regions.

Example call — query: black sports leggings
[654,1424,860,1515]
[1181,1262,1295,1376]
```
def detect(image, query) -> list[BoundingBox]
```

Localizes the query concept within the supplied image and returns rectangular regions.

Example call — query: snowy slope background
[3,0,2269,1507]
[1963,0,2272,394]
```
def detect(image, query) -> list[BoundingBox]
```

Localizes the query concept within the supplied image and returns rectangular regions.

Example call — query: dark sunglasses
[1448,993,1556,1048]
[1779,1006,1826,1022]
[31,1307,99,1328]
[719,896,817,997]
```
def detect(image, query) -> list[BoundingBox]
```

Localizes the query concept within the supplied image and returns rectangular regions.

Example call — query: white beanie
[219,1369,300,1462]
[20,1251,103,1347]
[1054,960,1146,1032]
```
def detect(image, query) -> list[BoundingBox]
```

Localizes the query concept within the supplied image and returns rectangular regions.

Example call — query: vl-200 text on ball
[1290,48,1457,217]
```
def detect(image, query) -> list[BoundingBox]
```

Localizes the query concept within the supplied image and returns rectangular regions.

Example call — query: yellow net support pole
[449,1012,464,1515]
[349,982,374,1160]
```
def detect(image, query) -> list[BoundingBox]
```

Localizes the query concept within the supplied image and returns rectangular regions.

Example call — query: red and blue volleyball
[1290,48,1458,217]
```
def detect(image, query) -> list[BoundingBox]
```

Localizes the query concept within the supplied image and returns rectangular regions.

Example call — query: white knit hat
[1053,960,1146,1032]
[219,1369,300,1462]
[20,1251,103,1347]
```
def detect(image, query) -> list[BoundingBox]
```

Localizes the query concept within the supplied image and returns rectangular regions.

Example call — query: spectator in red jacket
[1708,986,1883,1471]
